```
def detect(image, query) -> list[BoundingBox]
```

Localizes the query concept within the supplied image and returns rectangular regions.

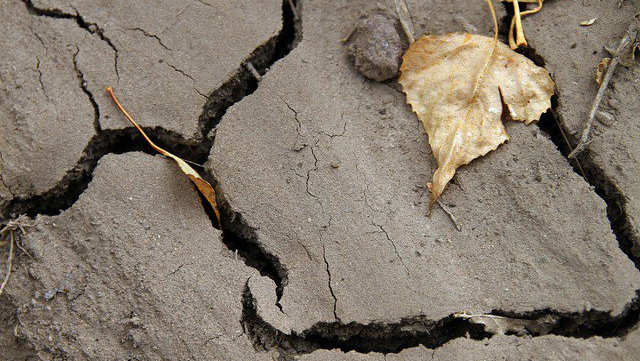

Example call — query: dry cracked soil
[1,0,640,360]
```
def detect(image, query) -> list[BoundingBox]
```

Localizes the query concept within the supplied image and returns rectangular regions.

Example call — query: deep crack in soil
[235,5,640,357]
[1,0,301,357]
[198,0,301,137]
[3,0,640,359]
[505,0,640,272]
[242,286,639,359]
[3,127,211,218]
[538,104,640,271]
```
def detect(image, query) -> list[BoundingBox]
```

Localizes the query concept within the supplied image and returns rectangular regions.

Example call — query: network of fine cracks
[2,0,640,359]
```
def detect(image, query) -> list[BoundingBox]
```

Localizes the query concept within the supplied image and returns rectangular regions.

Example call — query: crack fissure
[198,0,301,138]
[235,5,640,356]
[72,46,101,133]
[215,200,289,313]
[4,0,301,322]
[6,1,640,358]
[5,0,302,219]
[0,151,14,198]
[164,62,207,98]
[34,56,49,101]
[2,0,304,358]
[2,127,211,219]
[322,245,340,322]
[373,223,410,276]
[22,0,120,82]
[538,104,640,269]
[130,27,171,51]
[241,286,640,359]
[502,0,640,271]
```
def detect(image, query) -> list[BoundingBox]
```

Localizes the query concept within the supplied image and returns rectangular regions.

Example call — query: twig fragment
[454,311,558,336]
[286,0,299,21]
[437,201,461,231]
[0,232,14,297]
[246,61,262,82]
[569,13,640,158]
[580,18,597,27]
[0,215,33,297]
[394,0,415,43]
[506,0,543,49]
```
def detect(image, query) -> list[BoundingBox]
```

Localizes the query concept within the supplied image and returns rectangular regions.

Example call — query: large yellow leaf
[398,33,554,210]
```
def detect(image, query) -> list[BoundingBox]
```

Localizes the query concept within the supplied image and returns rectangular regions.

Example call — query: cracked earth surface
[1,0,640,360]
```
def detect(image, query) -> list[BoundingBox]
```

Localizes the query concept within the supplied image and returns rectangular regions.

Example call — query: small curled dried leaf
[595,57,612,85]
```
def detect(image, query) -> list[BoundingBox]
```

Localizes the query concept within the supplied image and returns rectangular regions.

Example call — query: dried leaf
[595,57,611,85]
[106,87,221,226]
[454,312,558,336]
[580,18,597,26]
[399,33,554,208]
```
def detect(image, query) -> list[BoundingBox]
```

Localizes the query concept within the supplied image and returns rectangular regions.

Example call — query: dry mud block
[4,153,274,360]
[299,326,640,361]
[523,0,640,259]
[209,0,640,333]
[29,0,283,139]
[0,0,99,213]
[0,0,282,214]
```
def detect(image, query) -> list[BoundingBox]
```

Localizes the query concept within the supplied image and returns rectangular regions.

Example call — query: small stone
[347,15,403,82]
[44,289,57,301]
[330,161,340,169]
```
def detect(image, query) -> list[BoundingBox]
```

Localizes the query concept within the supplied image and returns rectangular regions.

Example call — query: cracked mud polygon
[1,1,640,360]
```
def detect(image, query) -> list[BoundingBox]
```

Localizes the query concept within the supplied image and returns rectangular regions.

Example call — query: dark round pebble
[347,15,403,82]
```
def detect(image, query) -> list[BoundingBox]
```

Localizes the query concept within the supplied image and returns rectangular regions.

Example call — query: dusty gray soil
[523,0,640,260]
[1,0,640,360]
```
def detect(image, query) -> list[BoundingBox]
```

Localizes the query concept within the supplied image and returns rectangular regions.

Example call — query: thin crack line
[129,27,171,51]
[22,0,120,82]
[373,223,410,276]
[164,263,189,279]
[322,244,340,322]
[306,145,319,199]
[72,46,101,132]
[0,151,14,198]
[35,56,49,101]
[319,113,348,138]
[165,62,207,99]
[282,99,302,136]
[194,0,212,7]
[32,30,48,55]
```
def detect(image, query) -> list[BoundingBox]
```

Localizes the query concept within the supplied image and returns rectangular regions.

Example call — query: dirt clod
[347,15,403,82]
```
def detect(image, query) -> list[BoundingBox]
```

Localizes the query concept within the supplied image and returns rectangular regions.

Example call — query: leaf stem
[106,87,167,156]
[106,86,222,226]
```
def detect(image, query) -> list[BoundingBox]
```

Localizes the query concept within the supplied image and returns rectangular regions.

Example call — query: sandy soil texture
[1,0,639,360]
